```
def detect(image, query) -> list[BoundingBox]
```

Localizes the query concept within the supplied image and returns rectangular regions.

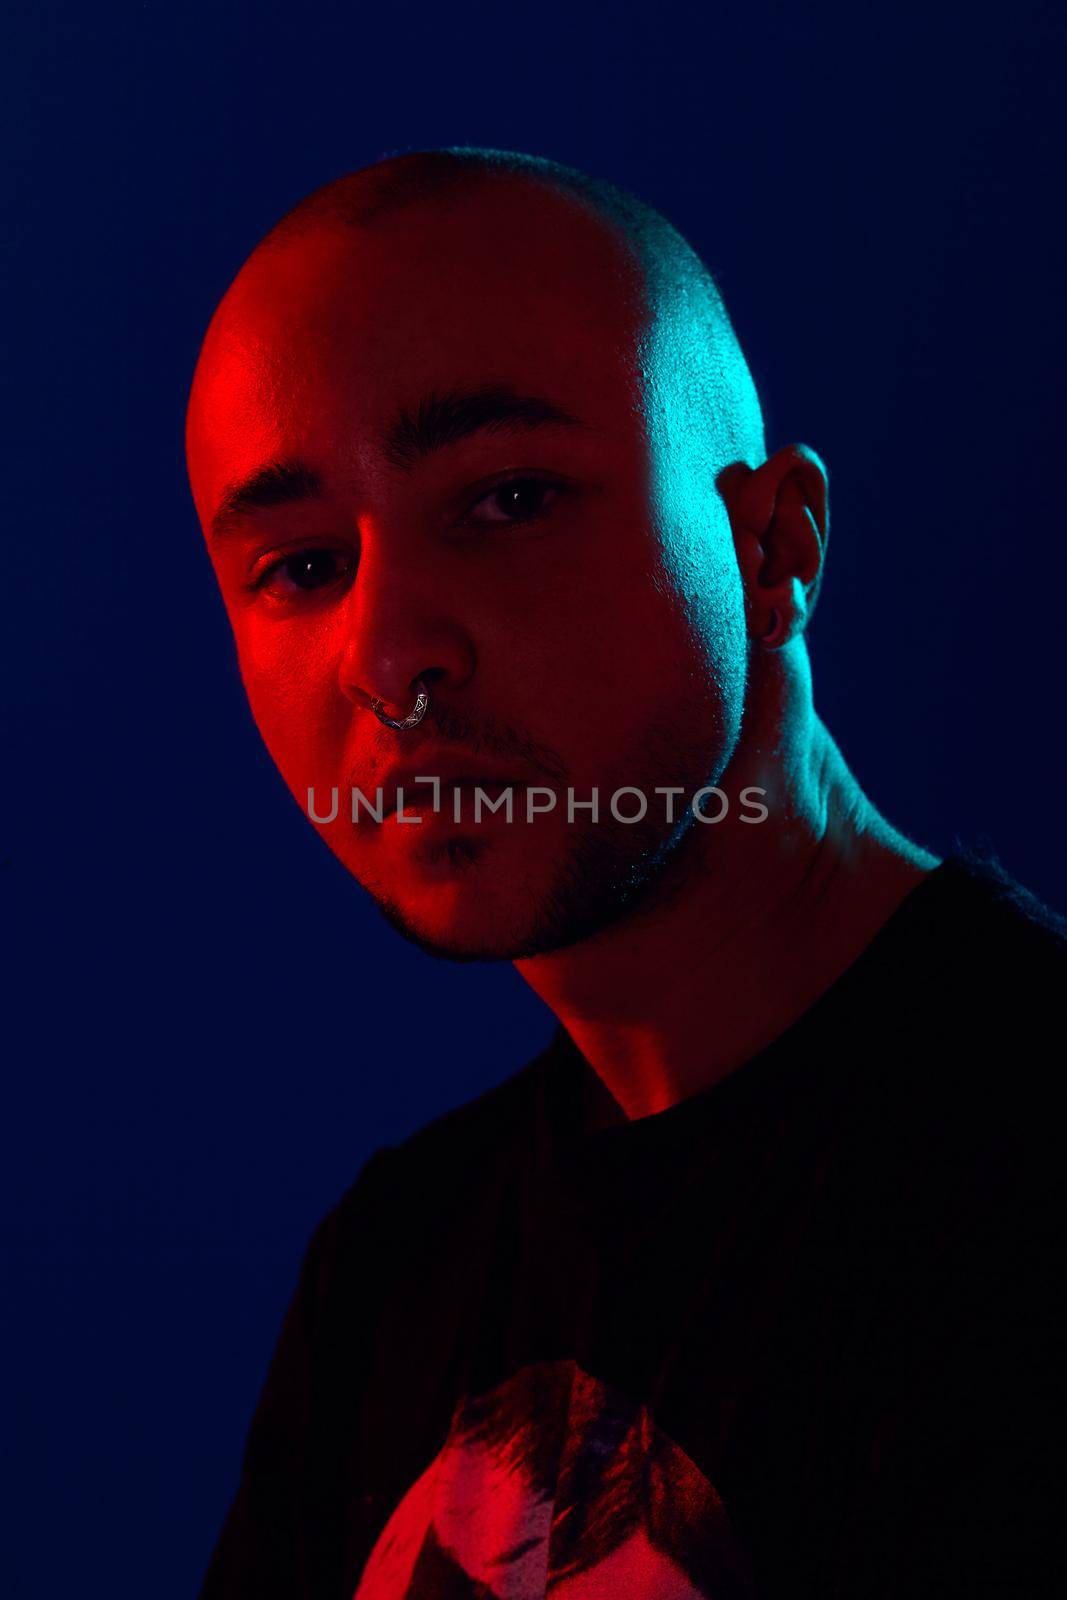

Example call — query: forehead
[186,183,648,514]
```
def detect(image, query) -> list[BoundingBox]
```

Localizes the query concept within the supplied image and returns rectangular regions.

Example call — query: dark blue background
[4,2,1064,1593]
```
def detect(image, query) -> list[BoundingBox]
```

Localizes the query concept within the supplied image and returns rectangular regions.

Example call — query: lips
[371,759,535,818]
[401,778,529,817]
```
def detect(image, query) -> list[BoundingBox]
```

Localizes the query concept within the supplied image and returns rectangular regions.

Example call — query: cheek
[643,507,750,744]
[546,550,744,741]
[233,615,348,782]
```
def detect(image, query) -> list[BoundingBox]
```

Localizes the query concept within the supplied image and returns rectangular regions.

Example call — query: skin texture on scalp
[264,149,767,471]
[262,150,770,636]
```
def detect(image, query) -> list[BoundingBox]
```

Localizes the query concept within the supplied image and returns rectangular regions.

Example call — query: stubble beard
[361,709,734,964]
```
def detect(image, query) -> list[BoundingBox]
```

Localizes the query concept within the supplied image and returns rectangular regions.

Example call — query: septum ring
[370,678,430,731]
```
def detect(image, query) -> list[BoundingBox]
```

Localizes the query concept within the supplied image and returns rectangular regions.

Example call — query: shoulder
[849,846,1066,1228]
[937,843,1067,950]
[890,845,1066,1041]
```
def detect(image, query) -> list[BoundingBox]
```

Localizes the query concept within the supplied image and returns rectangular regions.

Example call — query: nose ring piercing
[371,679,430,730]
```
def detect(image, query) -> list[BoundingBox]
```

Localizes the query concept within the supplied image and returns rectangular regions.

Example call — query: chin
[354,818,693,964]
[326,818,550,961]
[373,895,543,964]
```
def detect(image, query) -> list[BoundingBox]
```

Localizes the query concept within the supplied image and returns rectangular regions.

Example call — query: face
[186,180,748,960]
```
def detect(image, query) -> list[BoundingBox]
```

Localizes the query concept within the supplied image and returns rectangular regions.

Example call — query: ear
[717,444,829,648]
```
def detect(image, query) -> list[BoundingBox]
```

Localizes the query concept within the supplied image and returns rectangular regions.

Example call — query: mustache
[357,699,569,786]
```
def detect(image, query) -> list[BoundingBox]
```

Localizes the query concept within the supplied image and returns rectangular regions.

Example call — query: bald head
[189,148,765,512]
[250,146,766,474]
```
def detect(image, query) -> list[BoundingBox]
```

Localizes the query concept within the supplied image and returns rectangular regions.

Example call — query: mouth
[384,777,531,820]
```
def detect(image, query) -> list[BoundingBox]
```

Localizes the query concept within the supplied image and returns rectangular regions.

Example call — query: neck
[514,669,938,1120]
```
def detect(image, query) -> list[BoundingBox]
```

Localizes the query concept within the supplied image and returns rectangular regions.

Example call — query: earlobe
[757,606,787,649]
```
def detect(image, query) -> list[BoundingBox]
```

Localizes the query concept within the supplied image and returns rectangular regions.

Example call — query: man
[186,148,1064,1597]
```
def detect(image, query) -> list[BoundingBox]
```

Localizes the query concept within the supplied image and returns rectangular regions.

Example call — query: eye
[467,478,561,525]
[254,548,355,598]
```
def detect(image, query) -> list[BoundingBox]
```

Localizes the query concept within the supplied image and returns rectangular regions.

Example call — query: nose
[337,546,476,720]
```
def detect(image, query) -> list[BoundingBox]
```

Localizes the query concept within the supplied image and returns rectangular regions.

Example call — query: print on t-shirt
[355,1358,755,1598]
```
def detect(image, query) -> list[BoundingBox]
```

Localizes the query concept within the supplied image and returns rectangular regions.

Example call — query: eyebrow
[209,386,585,538]
[381,384,584,469]
[211,460,323,540]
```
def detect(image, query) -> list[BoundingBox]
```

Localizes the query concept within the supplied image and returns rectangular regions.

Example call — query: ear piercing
[759,608,787,648]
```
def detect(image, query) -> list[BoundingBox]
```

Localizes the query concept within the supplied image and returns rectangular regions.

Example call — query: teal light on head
[262,144,764,673]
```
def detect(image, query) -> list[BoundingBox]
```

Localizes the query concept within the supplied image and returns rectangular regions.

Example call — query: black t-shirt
[200,850,1067,1599]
